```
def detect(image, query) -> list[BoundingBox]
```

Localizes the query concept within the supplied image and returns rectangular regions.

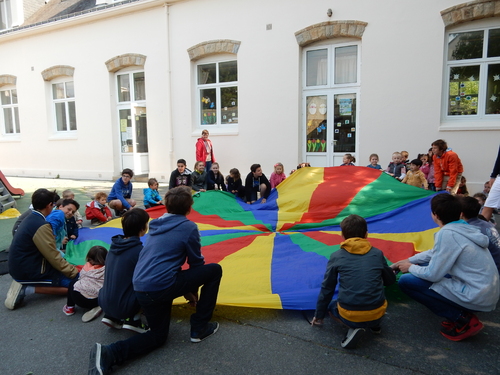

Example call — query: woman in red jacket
[195,129,216,173]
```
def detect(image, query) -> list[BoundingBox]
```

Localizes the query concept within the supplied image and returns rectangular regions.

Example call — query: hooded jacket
[108,178,133,209]
[409,221,499,312]
[133,214,204,292]
[195,137,216,164]
[433,148,464,189]
[314,238,396,321]
[143,188,162,207]
[99,235,143,319]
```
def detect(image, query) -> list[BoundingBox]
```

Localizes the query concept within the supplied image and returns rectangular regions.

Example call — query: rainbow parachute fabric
[66,167,438,310]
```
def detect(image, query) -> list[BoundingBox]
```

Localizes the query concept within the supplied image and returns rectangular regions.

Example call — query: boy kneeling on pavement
[392,193,499,341]
[312,214,396,349]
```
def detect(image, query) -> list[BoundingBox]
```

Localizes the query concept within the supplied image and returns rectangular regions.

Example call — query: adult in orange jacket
[431,139,463,195]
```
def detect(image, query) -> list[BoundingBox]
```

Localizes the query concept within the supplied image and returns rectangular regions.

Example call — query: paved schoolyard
[0,177,499,374]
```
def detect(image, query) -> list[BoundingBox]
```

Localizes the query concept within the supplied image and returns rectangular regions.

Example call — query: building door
[117,71,149,174]
[302,43,360,166]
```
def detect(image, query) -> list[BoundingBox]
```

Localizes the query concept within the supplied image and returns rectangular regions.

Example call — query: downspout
[165,2,175,176]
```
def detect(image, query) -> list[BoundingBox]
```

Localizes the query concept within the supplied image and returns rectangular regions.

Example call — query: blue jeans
[328,301,383,329]
[109,263,222,365]
[398,274,471,321]
[16,268,75,288]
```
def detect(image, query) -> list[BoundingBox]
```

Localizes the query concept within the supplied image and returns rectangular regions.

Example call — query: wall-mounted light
[327,9,333,17]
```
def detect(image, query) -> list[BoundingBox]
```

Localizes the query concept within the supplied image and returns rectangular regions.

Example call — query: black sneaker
[5,280,26,310]
[101,315,123,330]
[341,328,365,349]
[88,343,114,375]
[122,317,149,334]
[370,326,382,334]
[190,322,219,343]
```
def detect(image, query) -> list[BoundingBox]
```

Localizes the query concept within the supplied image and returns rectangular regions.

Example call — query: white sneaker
[82,306,103,322]
[341,328,365,349]
[5,280,25,310]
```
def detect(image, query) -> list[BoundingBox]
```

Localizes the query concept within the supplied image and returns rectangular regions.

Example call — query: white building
[0,0,499,192]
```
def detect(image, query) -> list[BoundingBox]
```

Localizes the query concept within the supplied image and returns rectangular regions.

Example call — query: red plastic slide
[0,171,24,196]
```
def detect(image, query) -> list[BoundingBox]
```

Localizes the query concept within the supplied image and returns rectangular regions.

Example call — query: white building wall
[0,0,498,193]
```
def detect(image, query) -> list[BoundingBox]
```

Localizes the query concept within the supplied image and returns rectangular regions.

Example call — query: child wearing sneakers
[311,215,396,349]
[392,194,499,341]
[99,208,150,333]
[88,186,222,374]
[85,192,113,225]
[63,245,107,322]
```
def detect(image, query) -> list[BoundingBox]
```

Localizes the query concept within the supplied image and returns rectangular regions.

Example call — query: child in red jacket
[86,192,113,225]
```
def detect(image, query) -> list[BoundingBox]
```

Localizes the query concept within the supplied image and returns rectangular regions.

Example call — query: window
[0,0,12,31]
[197,60,237,127]
[445,27,500,119]
[52,81,77,132]
[0,88,20,135]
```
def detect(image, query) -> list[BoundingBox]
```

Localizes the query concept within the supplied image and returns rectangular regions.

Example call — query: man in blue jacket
[89,186,222,375]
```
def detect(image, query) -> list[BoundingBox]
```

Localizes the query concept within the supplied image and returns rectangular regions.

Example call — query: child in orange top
[401,159,428,189]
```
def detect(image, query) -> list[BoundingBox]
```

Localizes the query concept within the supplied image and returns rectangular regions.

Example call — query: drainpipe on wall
[165,2,175,176]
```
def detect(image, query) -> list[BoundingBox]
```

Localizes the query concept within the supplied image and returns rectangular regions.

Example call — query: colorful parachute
[66,167,438,310]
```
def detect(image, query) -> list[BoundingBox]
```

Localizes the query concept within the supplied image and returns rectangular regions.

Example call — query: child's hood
[444,222,489,248]
[340,237,372,255]
[110,235,143,255]
[143,187,153,194]
[147,213,189,237]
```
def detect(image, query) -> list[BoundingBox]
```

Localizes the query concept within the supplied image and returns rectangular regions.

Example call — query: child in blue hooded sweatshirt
[89,186,222,374]
[143,178,163,209]
[392,193,499,342]
[108,168,136,216]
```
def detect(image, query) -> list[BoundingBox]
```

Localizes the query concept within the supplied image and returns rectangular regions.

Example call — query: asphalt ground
[0,177,499,374]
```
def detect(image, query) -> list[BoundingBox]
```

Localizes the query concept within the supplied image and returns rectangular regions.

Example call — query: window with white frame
[52,81,77,132]
[445,27,500,119]
[0,0,12,31]
[196,59,237,127]
[0,87,20,134]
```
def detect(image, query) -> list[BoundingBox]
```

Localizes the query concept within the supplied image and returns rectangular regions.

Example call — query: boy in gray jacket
[392,193,499,341]
[311,214,396,349]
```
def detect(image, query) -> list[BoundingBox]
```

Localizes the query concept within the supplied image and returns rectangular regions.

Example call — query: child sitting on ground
[169,159,192,190]
[244,164,271,204]
[208,163,227,191]
[143,178,163,209]
[386,152,406,180]
[460,196,500,274]
[473,192,497,224]
[63,245,107,323]
[99,208,150,333]
[85,192,113,225]
[311,214,396,349]
[63,190,83,228]
[191,161,208,192]
[401,159,428,189]
[226,168,245,198]
[270,162,287,189]
[456,176,469,196]
[366,154,382,170]
[340,154,356,166]
[46,199,80,253]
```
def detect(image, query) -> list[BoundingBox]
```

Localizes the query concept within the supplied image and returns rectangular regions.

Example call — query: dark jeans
[398,274,471,321]
[109,263,222,365]
[66,279,99,309]
[328,300,383,329]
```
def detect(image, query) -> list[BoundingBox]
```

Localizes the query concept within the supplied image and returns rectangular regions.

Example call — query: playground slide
[0,171,24,196]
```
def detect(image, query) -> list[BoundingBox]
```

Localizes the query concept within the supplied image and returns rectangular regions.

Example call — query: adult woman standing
[195,129,216,172]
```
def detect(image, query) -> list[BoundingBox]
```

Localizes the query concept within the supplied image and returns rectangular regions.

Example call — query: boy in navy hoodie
[99,208,150,333]
[89,186,222,375]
